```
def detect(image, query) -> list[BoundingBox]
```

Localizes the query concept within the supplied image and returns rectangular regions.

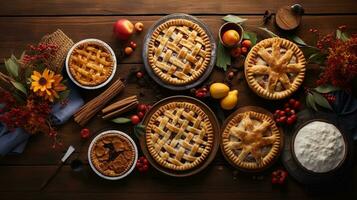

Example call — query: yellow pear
[220,90,239,110]
[209,83,230,99]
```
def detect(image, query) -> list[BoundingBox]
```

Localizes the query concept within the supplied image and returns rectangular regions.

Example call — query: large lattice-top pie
[145,102,214,171]
[222,111,281,171]
[69,42,114,86]
[148,19,212,85]
[245,37,306,99]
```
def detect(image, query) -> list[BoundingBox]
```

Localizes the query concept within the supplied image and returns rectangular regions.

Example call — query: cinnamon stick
[102,95,138,119]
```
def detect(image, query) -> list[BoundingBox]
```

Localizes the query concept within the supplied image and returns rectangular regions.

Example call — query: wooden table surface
[0,1,356,199]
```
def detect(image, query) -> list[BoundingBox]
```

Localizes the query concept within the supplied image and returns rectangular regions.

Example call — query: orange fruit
[222,30,240,46]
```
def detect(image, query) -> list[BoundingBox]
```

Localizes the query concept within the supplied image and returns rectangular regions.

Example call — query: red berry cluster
[136,71,144,79]
[193,86,209,98]
[23,43,58,64]
[322,93,336,104]
[271,169,288,185]
[274,99,300,126]
[136,156,149,172]
[80,128,90,139]
[131,103,152,125]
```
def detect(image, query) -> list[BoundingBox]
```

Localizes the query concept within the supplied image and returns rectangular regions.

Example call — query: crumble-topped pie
[145,102,214,171]
[244,37,306,99]
[90,133,135,177]
[68,41,114,86]
[222,111,282,171]
[148,19,212,86]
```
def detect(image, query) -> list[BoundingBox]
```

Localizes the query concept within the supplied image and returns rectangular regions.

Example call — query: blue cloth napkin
[50,84,84,125]
[0,123,30,156]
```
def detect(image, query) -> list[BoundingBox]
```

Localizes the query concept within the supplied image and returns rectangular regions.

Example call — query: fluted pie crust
[90,133,135,177]
[145,102,214,171]
[148,19,212,85]
[244,38,306,99]
[222,111,281,171]
[69,42,114,86]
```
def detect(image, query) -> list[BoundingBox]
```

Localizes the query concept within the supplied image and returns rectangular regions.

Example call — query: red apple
[113,19,134,40]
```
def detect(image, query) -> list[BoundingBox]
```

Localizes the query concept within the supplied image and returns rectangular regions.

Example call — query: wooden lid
[275,6,301,30]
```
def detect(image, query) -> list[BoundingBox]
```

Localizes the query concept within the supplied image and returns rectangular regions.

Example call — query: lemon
[220,90,239,110]
[210,83,230,99]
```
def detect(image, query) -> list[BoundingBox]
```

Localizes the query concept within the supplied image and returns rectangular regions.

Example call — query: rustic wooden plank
[0,0,356,15]
[0,15,357,64]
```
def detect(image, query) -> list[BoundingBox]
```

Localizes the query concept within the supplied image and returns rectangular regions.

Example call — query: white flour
[293,121,346,173]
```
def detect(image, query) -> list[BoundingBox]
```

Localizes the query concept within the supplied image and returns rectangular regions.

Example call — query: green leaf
[314,85,340,93]
[10,81,27,95]
[222,15,247,24]
[216,41,231,71]
[243,31,257,46]
[111,117,131,124]
[287,35,307,46]
[4,57,19,78]
[306,93,318,111]
[336,29,350,42]
[258,27,278,38]
[308,53,327,65]
[312,91,333,110]
[133,124,146,139]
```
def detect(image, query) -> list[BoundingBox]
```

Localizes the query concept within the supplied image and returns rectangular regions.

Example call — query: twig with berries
[305,85,339,111]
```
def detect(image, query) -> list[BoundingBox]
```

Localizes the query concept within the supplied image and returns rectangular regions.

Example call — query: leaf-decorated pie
[147,19,212,86]
[145,102,214,171]
[68,41,114,86]
[222,111,282,171]
[90,133,135,177]
[245,37,306,99]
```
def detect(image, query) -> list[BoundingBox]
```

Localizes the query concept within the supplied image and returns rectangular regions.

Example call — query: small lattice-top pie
[222,111,281,171]
[90,133,135,177]
[245,37,306,99]
[145,102,214,171]
[69,42,114,86]
[148,19,212,85]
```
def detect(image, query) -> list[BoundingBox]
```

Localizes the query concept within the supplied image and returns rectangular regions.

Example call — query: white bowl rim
[87,130,138,180]
[65,38,117,90]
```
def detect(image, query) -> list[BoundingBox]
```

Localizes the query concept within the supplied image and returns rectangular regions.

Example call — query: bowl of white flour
[292,120,348,174]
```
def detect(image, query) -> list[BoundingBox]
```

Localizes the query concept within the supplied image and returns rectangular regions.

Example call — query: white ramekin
[88,130,138,180]
[65,38,117,90]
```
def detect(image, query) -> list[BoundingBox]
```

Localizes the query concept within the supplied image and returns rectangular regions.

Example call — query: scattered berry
[124,46,133,55]
[241,40,252,48]
[80,128,90,139]
[271,169,288,185]
[227,71,235,79]
[137,103,147,112]
[136,71,144,79]
[230,47,241,58]
[137,111,145,119]
[129,41,137,49]
[241,47,248,54]
[131,115,140,125]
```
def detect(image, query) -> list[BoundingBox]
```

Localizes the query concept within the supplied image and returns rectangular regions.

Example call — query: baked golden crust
[222,111,281,171]
[148,19,212,86]
[244,37,306,99]
[145,102,214,171]
[69,42,114,86]
[90,133,135,177]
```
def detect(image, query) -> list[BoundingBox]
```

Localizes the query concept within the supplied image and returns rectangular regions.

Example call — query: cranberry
[136,71,144,79]
[80,128,90,139]
[137,103,147,112]
[271,169,288,185]
[131,115,141,125]
[227,71,234,79]
[241,47,248,54]
[289,98,296,106]
[279,116,287,123]
[137,111,145,119]
[284,107,291,113]
[279,110,285,117]
[129,41,137,49]
[293,101,301,110]
[241,40,252,48]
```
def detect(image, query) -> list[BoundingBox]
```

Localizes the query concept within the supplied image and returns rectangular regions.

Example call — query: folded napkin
[50,84,84,125]
[0,123,30,156]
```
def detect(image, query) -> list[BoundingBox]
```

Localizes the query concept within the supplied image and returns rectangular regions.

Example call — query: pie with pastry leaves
[244,37,306,99]
[222,111,281,171]
[90,133,135,177]
[148,19,212,86]
[145,102,214,171]
[68,41,114,86]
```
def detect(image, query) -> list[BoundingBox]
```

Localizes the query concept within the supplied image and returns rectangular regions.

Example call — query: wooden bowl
[219,22,244,48]
[139,95,220,177]
[220,106,284,172]
[291,119,349,176]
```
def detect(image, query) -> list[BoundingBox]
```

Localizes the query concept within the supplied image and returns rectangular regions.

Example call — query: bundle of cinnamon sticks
[101,95,138,119]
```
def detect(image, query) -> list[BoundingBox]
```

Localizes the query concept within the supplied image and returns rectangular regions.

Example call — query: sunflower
[30,69,67,102]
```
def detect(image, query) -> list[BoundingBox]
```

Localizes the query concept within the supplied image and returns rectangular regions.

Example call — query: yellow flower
[30,69,67,102]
